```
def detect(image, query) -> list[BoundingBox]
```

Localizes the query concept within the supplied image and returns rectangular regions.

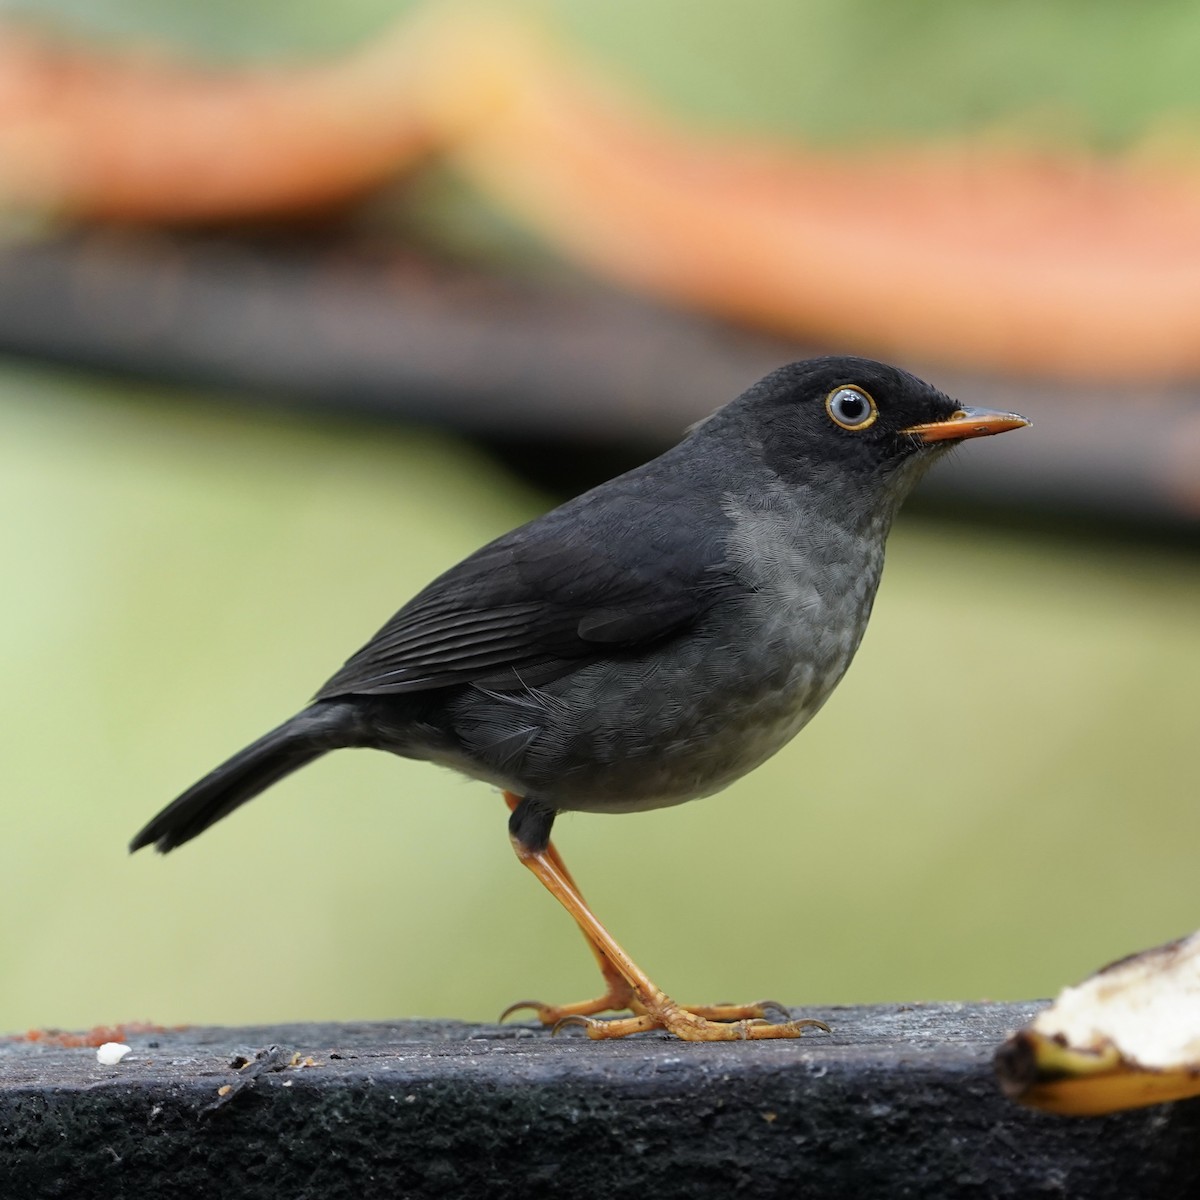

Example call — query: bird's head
[709,355,1029,523]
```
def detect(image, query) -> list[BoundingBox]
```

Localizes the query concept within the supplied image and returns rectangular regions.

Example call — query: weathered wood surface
[3,1001,1199,1198]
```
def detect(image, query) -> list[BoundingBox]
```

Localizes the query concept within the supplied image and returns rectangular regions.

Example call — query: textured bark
[3,1002,1199,1199]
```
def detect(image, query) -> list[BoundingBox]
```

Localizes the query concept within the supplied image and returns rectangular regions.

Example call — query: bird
[130,355,1029,1041]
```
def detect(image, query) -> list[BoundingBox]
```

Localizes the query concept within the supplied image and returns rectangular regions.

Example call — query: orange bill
[902,406,1030,443]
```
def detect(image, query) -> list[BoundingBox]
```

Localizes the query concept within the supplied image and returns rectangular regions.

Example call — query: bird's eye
[825,386,878,431]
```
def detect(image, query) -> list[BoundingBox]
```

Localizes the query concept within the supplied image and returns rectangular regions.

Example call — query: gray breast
[718,488,886,699]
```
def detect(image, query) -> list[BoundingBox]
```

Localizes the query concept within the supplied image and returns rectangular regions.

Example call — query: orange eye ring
[825,385,878,431]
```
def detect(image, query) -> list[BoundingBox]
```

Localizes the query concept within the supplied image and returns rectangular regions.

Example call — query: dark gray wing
[315,479,734,698]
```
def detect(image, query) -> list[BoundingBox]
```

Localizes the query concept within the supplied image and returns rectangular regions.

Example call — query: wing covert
[315,484,733,698]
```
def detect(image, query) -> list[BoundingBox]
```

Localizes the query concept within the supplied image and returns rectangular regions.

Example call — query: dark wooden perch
[4,1001,1199,1198]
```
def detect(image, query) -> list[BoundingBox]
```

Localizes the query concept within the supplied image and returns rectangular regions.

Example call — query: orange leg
[501,792,829,1041]
[499,793,635,1024]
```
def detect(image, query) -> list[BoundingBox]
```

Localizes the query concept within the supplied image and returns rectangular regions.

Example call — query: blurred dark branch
[0,229,1197,531]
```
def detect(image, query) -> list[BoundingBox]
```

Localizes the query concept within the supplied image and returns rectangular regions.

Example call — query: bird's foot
[499,982,636,1026]
[500,989,803,1030]
[506,992,827,1041]
[502,809,831,1042]
[557,998,829,1041]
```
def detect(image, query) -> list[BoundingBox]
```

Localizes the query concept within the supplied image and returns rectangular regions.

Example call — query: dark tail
[129,701,360,854]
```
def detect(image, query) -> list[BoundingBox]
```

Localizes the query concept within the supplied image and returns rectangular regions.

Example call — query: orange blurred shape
[3,4,1200,381]
[0,24,434,220]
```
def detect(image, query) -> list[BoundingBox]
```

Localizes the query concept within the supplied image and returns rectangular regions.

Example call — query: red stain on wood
[9,1023,185,1048]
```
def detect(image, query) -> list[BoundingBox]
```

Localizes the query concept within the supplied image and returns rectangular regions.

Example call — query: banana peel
[996,932,1200,1116]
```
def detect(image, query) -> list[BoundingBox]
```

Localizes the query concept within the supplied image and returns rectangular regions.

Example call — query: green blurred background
[1,0,1198,1033]
[18,0,1200,146]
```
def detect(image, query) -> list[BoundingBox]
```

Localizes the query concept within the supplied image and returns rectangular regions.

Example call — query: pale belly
[556,667,834,814]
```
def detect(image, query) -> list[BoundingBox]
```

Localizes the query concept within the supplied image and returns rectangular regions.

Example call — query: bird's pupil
[838,392,865,421]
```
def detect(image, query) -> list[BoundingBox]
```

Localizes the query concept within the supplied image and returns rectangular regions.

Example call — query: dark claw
[790,1018,832,1034]
[551,1015,592,1037]
[756,999,793,1023]
[498,1000,546,1023]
